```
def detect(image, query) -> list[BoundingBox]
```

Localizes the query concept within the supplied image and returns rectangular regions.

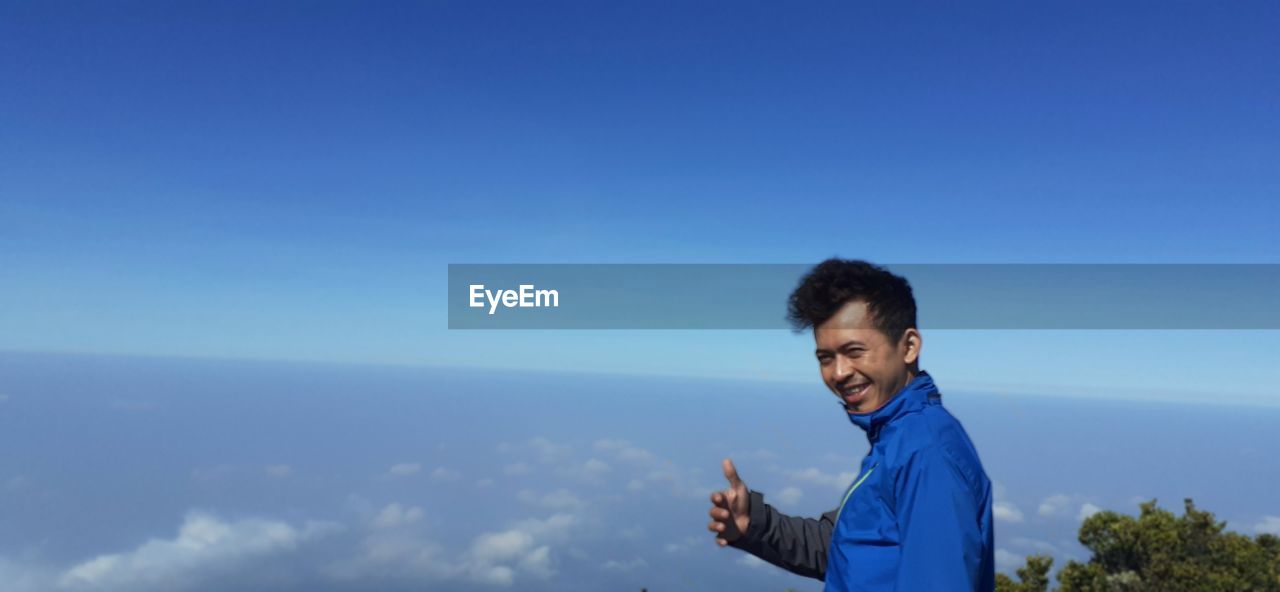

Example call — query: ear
[900,328,922,365]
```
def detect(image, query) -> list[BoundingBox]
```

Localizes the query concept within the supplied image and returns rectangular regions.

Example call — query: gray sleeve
[727,489,840,581]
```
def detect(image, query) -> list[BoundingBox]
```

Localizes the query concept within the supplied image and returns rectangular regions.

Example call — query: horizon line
[3,347,1278,410]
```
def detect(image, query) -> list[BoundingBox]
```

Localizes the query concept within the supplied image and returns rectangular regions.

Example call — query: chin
[860,396,886,413]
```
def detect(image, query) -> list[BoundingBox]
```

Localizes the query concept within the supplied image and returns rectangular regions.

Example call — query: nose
[833,355,854,383]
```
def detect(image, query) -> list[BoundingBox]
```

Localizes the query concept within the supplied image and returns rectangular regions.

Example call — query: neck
[903,368,918,390]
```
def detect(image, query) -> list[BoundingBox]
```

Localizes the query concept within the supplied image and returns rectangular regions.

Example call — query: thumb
[722,458,744,489]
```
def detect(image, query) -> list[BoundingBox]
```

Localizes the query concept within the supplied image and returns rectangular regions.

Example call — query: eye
[816,354,833,365]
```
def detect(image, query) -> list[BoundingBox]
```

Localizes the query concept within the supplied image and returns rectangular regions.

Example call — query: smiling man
[709,258,995,591]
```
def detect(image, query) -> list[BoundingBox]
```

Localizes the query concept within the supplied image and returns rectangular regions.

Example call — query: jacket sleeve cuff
[729,490,769,549]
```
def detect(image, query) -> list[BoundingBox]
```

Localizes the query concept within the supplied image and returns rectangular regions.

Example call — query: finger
[709,507,729,520]
[722,458,743,487]
[708,520,725,533]
[710,491,724,505]
[716,538,728,547]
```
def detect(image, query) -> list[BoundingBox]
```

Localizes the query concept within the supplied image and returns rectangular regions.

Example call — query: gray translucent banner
[447,264,1280,329]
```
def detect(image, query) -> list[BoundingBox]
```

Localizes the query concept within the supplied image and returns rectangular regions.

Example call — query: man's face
[814,300,921,414]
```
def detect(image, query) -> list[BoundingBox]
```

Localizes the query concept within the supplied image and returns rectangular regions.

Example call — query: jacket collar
[845,370,940,442]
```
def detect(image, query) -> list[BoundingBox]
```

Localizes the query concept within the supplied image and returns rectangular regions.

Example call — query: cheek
[866,355,895,381]
[819,367,837,388]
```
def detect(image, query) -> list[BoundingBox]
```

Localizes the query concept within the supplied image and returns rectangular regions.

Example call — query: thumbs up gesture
[708,458,751,546]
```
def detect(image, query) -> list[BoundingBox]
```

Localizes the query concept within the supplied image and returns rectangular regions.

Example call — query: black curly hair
[786,258,917,341]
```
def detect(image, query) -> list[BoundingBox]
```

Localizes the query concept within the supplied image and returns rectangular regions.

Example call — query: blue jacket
[825,371,995,592]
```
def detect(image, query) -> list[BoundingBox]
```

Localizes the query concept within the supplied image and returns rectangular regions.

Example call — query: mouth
[838,382,872,406]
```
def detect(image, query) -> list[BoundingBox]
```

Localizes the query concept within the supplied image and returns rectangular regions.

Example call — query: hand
[708,458,751,546]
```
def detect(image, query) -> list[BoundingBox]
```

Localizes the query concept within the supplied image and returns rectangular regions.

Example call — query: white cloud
[752,449,780,461]
[528,437,572,464]
[469,564,516,586]
[616,446,655,464]
[510,513,576,542]
[326,503,449,583]
[60,511,338,591]
[516,489,584,511]
[3,475,31,493]
[1037,494,1100,521]
[431,467,461,482]
[737,554,770,569]
[516,545,553,578]
[594,439,717,498]
[601,557,648,572]
[994,502,1024,524]
[593,439,628,451]
[0,556,54,592]
[387,463,421,477]
[644,467,677,483]
[463,517,569,584]
[264,465,292,478]
[775,486,803,507]
[593,439,656,465]
[503,462,532,476]
[329,509,574,588]
[372,503,424,530]
[554,457,615,483]
[632,465,716,500]
[1255,516,1280,535]
[664,536,702,553]
[582,458,611,475]
[470,530,535,564]
[788,467,856,490]
[1038,493,1073,517]
[475,478,495,488]
[995,548,1024,571]
[1010,537,1059,554]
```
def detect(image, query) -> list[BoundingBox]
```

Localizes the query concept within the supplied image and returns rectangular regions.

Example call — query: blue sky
[8,1,1278,261]
[2,2,1279,396]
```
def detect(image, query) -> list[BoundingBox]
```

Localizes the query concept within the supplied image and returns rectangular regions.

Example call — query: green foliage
[997,554,1053,592]
[1000,498,1280,592]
